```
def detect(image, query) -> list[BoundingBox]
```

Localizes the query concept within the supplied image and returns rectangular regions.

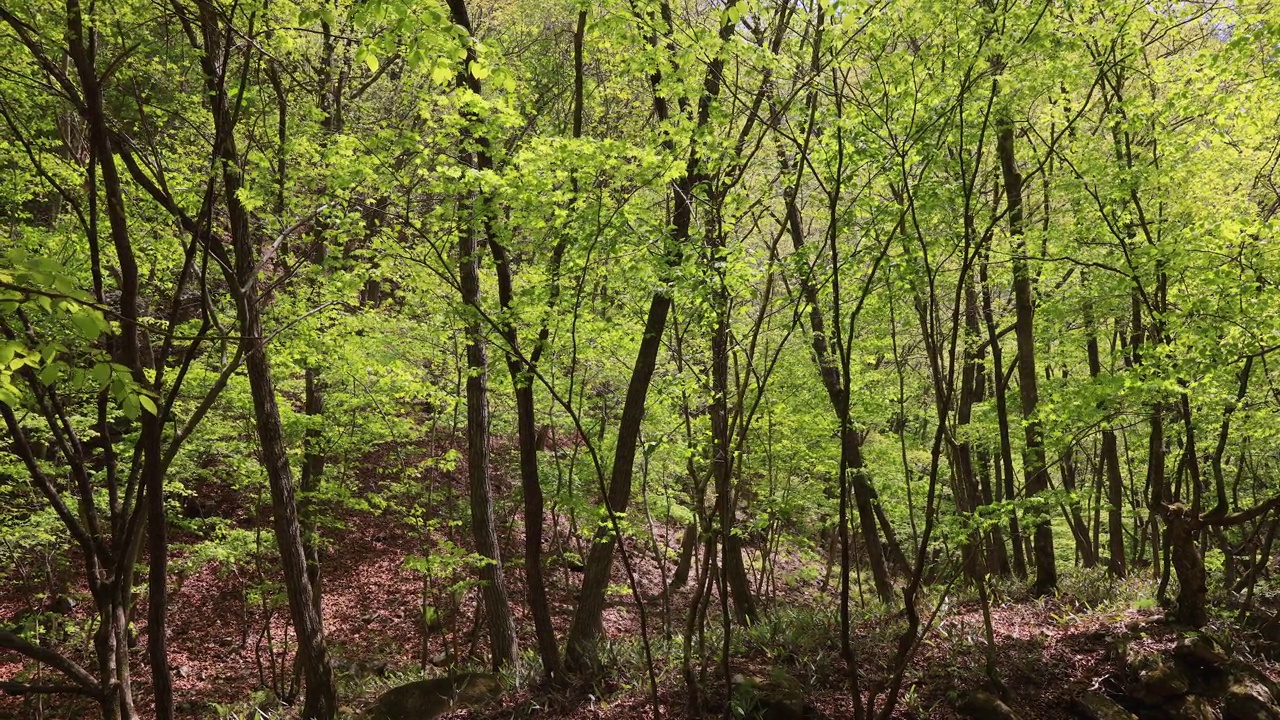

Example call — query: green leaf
[38,363,60,386]
[90,362,111,386]
[70,311,105,340]
[431,63,454,84]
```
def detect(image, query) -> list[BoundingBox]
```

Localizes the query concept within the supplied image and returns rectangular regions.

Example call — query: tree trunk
[243,330,337,719]
[952,276,989,582]
[299,17,339,623]
[997,121,1056,595]
[971,276,1011,577]
[201,1,336,706]
[300,368,325,618]
[1085,304,1127,577]
[980,249,1028,578]
[143,418,172,720]
[565,292,672,670]
[444,0,557,677]
[1102,430,1127,576]
[444,0,520,670]
[457,210,519,669]
[845,434,893,603]
[670,522,698,590]
[1059,444,1097,567]
[978,449,1012,576]
[513,379,561,677]
[566,0,739,667]
[709,187,756,623]
[1167,508,1208,627]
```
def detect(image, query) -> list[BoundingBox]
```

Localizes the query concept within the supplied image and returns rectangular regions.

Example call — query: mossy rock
[1166,694,1220,720]
[732,668,808,720]
[956,690,1020,720]
[1075,691,1138,720]
[1174,636,1231,671]
[362,672,502,720]
[1223,678,1280,720]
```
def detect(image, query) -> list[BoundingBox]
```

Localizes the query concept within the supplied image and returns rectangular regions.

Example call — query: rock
[1167,695,1221,720]
[956,690,1020,720]
[1223,679,1280,720]
[1108,639,1132,663]
[1124,645,1161,675]
[733,669,808,720]
[1075,691,1137,720]
[47,595,76,615]
[363,673,501,720]
[1133,659,1191,703]
[1175,636,1231,670]
[1227,662,1280,701]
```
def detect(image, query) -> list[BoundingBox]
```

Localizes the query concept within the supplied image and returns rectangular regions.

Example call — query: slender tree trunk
[565,0,738,669]
[456,203,519,668]
[1060,443,1096,567]
[783,183,893,603]
[845,434,893,603]
[565,292,672,670]
[708,190,756,624]
[143,422,172,720]
[243,333,337,718]
[230,201,336,716]
[971,279,1011,577]
[997,121,1056,595]
[194,4,336,709]
[671,523,698,589]
[299,18,339,622]
[872,482,910,573]
[1102,431,1127,575]
[300,368,325,618]
[513,379,560,676]
[447,0,559,675]
[978,449,1012,575]
[443,0,520,670]
[952,277,989,582]
[980,251,1027,578]
[1085,302,1127,577]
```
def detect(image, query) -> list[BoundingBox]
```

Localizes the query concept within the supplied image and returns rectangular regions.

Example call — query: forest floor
[4,437,1280,719]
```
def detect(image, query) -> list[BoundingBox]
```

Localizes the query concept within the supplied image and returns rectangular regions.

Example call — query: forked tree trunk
[445,0,552,675]
[1059,444,1097,567]
[1167,507,1208,627]
[456,194,519,669]
[565,0,738,669]
[195,3,337,711]
[1085,301,1127,577]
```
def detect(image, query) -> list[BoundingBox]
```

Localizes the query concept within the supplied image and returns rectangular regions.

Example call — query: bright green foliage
[3,0,1280,713]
